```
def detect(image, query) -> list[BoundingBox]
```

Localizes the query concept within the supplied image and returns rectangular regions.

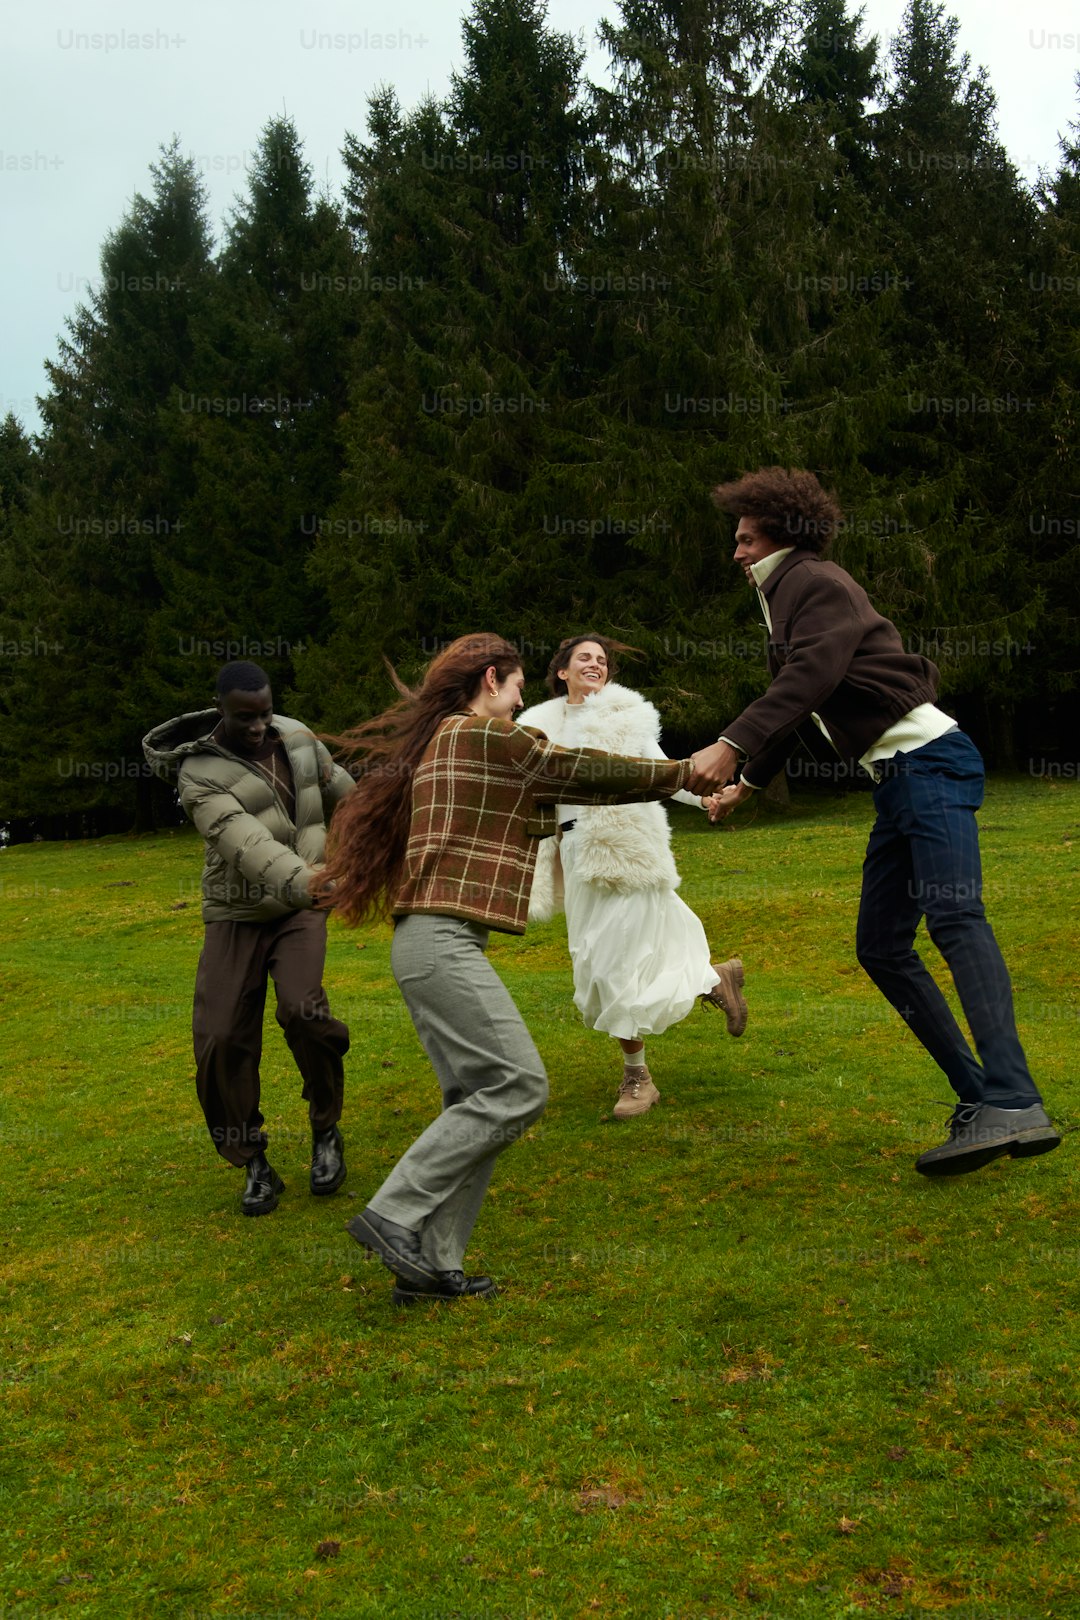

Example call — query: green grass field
[1,778,1078,1620]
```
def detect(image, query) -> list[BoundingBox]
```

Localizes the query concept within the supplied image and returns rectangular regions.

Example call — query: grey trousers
[369,914,548,1271]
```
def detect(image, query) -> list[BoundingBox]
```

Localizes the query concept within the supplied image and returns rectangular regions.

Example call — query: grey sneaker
[700,958,748,1037]
[915,1103,1061,1177]
[613,1067,660,1120]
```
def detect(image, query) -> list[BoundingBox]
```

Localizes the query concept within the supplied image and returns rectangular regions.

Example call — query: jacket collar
[757,547,819,597]
[575,680,646,714]
[521,682,646,724]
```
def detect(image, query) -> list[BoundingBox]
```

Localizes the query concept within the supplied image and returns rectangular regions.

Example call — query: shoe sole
[346,1211,438,1289]
[242,1171,284,1216]
[1010,1132,1062,1159]
[702,959,748,1037]
[613,1086,660,1120]
[392,1282,498,1308]
[310,1165,347,1196]
[916,1130,1062,1178]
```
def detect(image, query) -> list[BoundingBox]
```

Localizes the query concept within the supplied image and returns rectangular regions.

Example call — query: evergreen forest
[2,0,1078,836]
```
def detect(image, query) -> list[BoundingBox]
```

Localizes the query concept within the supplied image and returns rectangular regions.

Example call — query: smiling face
[558,640,609,704]
[215,685,273,754]
[733,516,787,585]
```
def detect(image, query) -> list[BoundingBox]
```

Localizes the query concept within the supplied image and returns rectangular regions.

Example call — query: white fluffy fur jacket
[518,682,681,922]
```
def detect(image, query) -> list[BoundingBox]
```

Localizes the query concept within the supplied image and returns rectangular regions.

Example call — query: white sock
[623,1045,646,1071]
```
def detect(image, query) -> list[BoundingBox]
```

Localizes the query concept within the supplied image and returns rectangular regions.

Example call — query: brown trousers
[192,909,348,1166]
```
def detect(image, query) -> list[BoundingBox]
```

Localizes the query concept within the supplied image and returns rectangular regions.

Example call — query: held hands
[686,738,753,822]
[707,782,754,822]
[687,739,740,795]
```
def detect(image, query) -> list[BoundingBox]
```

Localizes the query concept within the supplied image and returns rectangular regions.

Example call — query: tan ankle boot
[613,1065,660,1119]
[700,957,748,1036]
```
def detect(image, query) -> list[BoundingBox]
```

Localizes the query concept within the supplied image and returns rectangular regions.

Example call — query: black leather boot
[346,1206,434,1288]
[310,1124,347,1195]
[241,1151,284,1216]
[392,1271,498,1307]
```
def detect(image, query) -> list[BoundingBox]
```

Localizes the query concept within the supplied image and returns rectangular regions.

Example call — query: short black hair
[215,660,271,699]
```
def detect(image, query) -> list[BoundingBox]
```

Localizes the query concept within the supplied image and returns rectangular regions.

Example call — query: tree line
[1,0,1078,838]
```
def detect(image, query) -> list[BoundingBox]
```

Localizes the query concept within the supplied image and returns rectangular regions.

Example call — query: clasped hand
[704,783,753,822]
[687,740,754,822]
[687,738,739,794]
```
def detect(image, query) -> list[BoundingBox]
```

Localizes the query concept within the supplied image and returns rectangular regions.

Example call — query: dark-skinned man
[144,661,355,1214]
[689,468,1059,1179]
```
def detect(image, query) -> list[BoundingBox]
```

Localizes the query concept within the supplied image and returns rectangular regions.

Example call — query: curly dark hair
[544,633,639,697]
[711,467,844,554]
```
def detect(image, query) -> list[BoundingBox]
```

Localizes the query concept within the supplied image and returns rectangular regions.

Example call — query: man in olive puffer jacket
[143,660,355,1215]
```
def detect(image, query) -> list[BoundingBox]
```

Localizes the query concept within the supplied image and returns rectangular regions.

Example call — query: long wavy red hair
[316,634,524,925]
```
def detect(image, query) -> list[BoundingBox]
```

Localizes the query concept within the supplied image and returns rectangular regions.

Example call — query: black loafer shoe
[241,1152,284,1216]
[346,1206,436,1289]
[392,1270,498,1307]
[310,1124,347,1196]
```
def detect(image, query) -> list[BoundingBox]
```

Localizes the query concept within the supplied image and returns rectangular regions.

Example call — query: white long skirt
[560,833,720,1040]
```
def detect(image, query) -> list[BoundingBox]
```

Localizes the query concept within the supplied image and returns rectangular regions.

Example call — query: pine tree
[545,0,792,736]
[863,0,1043,760]
[0,416,42,833]
[299,0,596,725]
[784,0,880,184]
[564,0,910,739]
[0,414,35,542]
[0,142,215,827]
[152,118,358,719]
[765,0,926,600]
[1022,89,1080,747]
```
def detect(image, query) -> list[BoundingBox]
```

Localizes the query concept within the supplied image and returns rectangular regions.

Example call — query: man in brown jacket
[689,468,1059,1177]
[143,660,355,1215]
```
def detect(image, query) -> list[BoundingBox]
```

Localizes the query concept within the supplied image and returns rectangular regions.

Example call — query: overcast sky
[3,0,1078,436]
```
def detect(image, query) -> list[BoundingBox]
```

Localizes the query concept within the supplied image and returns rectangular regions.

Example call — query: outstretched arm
[720,574,862,763]
[510,726,693,804]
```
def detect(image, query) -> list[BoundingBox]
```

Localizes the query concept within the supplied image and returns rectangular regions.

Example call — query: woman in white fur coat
[519,634,748,1119]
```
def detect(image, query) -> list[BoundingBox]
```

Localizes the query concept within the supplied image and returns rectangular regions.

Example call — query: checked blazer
[392,713,691,935]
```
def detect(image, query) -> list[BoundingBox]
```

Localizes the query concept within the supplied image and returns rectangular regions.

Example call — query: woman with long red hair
[319,633,699,1306]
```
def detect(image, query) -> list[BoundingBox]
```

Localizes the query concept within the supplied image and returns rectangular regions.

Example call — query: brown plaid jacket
[393,714,692,934]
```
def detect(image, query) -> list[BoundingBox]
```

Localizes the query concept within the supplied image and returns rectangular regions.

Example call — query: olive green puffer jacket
[142,710,354,923]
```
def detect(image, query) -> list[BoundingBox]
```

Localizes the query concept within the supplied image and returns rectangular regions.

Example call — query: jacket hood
[142,710,220,781]
[142,710,310,782]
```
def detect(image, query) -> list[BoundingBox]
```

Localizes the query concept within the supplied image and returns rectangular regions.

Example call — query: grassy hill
[1,779,1077,1619]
